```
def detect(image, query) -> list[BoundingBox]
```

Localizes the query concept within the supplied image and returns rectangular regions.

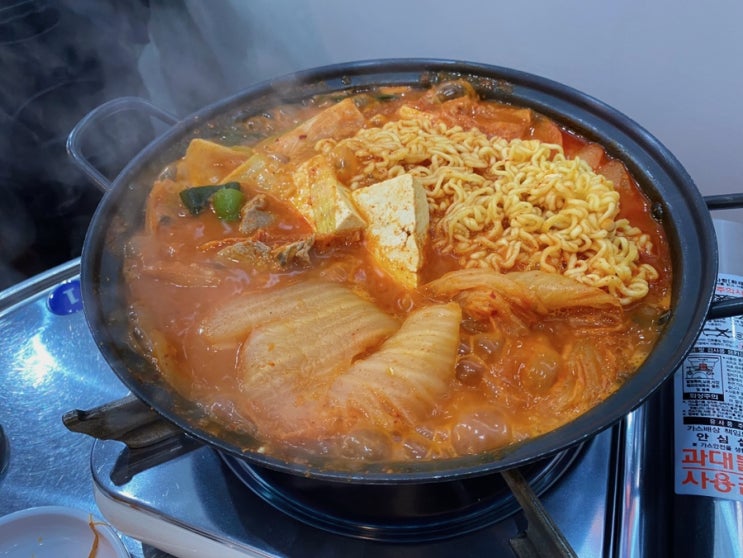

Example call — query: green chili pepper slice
[179,182,241,216]
[211,186,245,221]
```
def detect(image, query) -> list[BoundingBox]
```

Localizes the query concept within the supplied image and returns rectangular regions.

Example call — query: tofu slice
[265,97,365,159]
[180,139,253,185]
[291,154,366,236]
[222,152,281,192]
[351,174,430,289]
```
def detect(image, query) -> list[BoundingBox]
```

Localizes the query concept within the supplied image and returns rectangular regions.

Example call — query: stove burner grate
[220,444,584,544]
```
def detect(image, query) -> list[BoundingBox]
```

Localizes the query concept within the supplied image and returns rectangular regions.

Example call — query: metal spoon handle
[502,467,579,558]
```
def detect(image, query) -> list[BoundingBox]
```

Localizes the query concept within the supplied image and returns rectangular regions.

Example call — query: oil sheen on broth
[124,80,672,464]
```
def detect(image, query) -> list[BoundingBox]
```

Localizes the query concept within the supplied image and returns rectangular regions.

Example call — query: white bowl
[0,506,129,558]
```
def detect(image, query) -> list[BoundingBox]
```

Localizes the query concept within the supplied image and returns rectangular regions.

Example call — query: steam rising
[0,0,150,289]
[0,0,324,291]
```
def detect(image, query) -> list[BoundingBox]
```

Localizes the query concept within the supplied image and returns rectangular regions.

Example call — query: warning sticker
[674,273,743,501]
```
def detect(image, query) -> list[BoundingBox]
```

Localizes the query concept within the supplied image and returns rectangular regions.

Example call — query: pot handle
[703,193,743,320]
[66,96,178,193]
[62,393,186,449]
[707,298,743,320]
[703,193,743,211]
[63,394,202,485]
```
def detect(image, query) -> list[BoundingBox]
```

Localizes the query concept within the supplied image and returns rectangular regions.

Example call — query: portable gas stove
[1,219,742,557]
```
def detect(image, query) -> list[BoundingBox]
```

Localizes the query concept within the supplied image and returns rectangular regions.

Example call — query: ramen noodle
[319,114,657,304]
[124,80,672,464]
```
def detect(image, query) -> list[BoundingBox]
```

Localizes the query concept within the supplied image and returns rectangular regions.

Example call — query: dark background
[0,0,152,290]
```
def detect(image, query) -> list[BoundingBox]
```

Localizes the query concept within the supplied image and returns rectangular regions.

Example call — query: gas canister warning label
[674,273,743,501]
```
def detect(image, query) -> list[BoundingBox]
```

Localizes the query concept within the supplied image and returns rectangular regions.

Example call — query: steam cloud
[0,0,323,291]
[0,0,150,289]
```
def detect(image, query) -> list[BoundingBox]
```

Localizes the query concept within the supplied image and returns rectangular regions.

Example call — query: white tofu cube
[291,155,366,235]
[351,174,430,289]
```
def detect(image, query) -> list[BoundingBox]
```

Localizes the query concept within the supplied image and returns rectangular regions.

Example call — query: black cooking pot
[67,59,743,483]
